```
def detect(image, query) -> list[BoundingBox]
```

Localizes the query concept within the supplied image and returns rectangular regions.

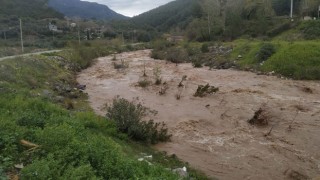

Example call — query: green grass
[0,94,180,179]
[230,39,320,80]
[229,39,263,67]
[262,41,320,80]
[0,43,208,179]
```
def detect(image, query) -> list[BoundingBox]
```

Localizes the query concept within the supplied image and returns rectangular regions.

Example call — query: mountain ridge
[131,0,201,31]
[0,0,63,19]
[48,0,128,20]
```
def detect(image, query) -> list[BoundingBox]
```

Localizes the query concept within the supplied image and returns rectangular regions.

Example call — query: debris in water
[194,83,219,97]
[248,107,269,126]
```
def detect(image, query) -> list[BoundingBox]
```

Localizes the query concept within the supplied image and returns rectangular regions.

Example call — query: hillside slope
[131,0,202,31]
[123,0,319,41]
[0,0,63,19]
[48,0,127,20]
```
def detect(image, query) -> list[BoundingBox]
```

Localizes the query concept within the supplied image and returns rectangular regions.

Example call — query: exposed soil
[77,50,320,180]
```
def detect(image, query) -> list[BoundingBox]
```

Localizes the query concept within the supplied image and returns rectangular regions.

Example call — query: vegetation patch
[261,41,320,80]
[137,78,152,88]
[153,66,162,85]
[194,84,219,97]
[106,97,172,144]
[166,47,189,64]
[231,40,320,80]
[299,21,320,40]
[256,43,276,63]
[191,58,203,68]
[201,43,209,53]
[159,82,169,95]
[113,59,128,69]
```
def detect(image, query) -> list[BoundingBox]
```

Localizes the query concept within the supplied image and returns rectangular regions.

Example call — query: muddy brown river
[77,50,320,180]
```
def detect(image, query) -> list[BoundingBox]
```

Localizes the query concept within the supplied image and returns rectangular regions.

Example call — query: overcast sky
[82,0,174,17]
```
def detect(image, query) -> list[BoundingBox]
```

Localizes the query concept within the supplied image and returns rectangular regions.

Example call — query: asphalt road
[0,50,62,62]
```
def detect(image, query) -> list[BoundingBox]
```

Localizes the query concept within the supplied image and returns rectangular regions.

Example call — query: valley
[78,50,320,179]
[1,0,320,179]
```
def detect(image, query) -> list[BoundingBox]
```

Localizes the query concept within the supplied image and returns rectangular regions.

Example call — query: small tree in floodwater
[153,66,162,85]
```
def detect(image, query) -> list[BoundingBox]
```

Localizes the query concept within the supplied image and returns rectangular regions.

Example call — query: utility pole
[318,5,320,19]
[132,30,135,44]
[122,32,124,45]
[78,29,81,45]
[290,0,294,19]
[19,18,24,53]
[219,0,227,32]
[208,13,211,40]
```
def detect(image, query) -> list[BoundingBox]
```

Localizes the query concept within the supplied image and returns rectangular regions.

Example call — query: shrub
[192,59,203,68]
[186,46,200,56]
[65,42,110,69]
[166,47,188,64]
[194,84,219,97]
[256,43,276,62]
[0,168,6,180]
[113,59,128,69]
[125,44,134,51]
[151,50,165,60]
[178,75,187,87]
[159,82,169,95]
[152,39,172,51]
[106,97,171,144]
[153,66,162,85]
[138,79,151,88]
[16,113,46,129]
[201,43,209,53]
[300,21,320,40]
[155,78,162,85]
[52,40,67,48]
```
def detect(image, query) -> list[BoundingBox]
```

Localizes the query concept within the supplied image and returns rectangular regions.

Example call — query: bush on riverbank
[106,97,171,144]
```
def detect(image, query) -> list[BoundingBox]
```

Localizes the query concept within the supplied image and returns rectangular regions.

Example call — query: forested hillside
[187,0,320,41]
[48,0,127,20]
[111,0,320,41]
[0,0,63,19]
[131,0,202,31]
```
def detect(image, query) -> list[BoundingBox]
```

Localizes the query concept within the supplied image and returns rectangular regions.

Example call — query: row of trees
[185,0,320,41]
[107,0,320,42]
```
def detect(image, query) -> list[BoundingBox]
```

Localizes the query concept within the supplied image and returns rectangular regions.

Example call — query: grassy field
[229,39,320,80]
[150,37,320,80]
[0,43,208,179]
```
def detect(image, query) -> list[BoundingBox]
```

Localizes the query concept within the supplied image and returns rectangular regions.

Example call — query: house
[48,23,62,33]
[165,35,184,43]
[70,23,77,28]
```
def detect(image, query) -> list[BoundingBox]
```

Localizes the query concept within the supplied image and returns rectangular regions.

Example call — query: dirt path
[0,50,61,61]
[77,50,320,180]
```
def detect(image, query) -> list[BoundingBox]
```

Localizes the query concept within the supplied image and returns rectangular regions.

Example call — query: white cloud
[82,0,174,17]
